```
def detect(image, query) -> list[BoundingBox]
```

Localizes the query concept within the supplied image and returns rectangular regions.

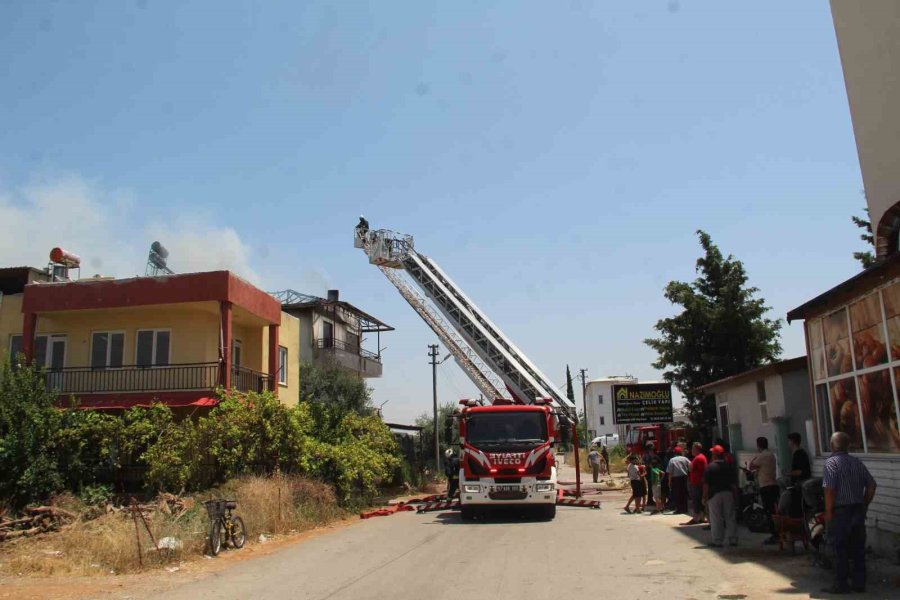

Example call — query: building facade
[698,357,812,475]
[783,1,900,553]
[274,289,392,379]
[0,267,300,409]
[583,376,637,442]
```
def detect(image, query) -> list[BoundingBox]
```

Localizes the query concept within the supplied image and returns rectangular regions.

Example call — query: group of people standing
[620,440,718,520]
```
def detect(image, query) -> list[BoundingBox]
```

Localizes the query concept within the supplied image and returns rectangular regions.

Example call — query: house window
[598,394,604,405]
[91,332,125,368]
[599,416,605,426]
[718,404,730,446]
[8,334,66,369]
[136,330,170,367]
[278,346,288,386]
[756,380,768,423]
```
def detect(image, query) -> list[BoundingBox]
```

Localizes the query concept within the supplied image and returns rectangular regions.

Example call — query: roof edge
[696,356,808,393]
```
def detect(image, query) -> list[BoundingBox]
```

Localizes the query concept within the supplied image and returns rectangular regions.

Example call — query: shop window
[824,308,852,377]
[808,319,827,382]
[883,282,900,361]
[829,377,863,451]
[850,294,887,370]
[857,369,900,452]
[815,384,833,454]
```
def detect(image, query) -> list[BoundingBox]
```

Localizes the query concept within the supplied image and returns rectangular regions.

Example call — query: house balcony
[44,363,272,409]
[314,337,383,378]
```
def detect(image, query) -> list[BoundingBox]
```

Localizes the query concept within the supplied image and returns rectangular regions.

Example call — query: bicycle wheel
[230,516,247,549]
[207,520,223,556]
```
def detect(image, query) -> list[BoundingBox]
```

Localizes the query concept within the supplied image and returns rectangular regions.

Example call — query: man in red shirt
[682,442,708,526]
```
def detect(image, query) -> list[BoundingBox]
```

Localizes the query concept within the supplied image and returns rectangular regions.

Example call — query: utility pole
[572,368,587,499]
[428,344,441,475]
[579,368,589,446]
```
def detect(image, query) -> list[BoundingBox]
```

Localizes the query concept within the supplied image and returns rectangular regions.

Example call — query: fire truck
[355,223,577,519]
[624,423,688,455]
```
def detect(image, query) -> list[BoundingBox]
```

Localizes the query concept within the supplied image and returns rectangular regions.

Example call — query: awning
[62,396,220,410]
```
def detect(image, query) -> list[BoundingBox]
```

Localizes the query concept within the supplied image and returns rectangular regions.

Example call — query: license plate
[495,485,520,492]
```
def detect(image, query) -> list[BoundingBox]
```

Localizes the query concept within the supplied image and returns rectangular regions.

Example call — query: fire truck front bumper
[459,473,557,506]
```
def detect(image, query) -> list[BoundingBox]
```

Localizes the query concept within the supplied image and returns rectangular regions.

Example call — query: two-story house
[0,266,300,409]
[273,289,392,379]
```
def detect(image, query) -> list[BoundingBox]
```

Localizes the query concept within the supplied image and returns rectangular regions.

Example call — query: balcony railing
[41,362,271,395]
[231,365,272,393]
[315,337,381,362]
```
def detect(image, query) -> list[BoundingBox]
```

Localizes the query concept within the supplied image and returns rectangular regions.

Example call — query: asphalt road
[142,491,832,600]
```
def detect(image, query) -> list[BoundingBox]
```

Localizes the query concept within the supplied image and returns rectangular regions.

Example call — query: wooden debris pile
[0,506,77,541]
[104,493,194,521]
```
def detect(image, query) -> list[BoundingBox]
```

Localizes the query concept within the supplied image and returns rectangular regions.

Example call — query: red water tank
[49,247,81,268]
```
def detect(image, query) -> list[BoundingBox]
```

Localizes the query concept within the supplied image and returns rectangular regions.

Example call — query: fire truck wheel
[539,504,556,520]
[460,506,476,521]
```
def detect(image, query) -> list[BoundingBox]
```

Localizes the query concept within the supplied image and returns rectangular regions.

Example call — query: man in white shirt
[747,436,779,545]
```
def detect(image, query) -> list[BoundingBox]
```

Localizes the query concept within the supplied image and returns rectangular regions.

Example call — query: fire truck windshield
[466,411,547,448]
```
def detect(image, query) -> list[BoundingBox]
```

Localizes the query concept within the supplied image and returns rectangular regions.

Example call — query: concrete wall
[830,1,900,255]
[259,311,300,406]
[0,293,23,360]
[21,302,226,367]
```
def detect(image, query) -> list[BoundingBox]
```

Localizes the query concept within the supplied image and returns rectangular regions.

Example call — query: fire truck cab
[457,400,558,520]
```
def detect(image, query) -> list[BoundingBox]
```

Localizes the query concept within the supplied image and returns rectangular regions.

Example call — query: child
[624,455,646,514]
[648,456,665,514]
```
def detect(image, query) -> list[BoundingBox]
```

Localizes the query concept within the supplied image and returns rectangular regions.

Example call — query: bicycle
[203,499,247,556]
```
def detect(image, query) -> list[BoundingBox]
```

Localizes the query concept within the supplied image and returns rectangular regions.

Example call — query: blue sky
[0,1,868,423]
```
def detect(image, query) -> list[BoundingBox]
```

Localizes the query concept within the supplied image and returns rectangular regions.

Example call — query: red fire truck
[356,224,579,521]
[457,400,559,520]
[625,423,688,455]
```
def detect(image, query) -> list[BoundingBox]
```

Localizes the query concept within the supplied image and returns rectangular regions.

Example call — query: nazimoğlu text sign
[612,383,674,424]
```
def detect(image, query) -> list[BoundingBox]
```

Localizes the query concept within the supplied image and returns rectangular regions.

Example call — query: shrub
[0,358,64,505]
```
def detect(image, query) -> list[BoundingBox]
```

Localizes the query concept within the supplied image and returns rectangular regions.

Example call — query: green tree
[575,409,587,447]
[415,402,459,470]
[565,365,575,403]
[300,361,374,434]
[644,231,782,433]
[0,358,63,505]
[852,207,876,269]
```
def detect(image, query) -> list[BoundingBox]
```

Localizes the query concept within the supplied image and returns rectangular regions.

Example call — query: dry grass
[0,475,345,577]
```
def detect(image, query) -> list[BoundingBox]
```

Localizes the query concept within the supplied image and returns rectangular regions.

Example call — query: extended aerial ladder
[354,224,576,424]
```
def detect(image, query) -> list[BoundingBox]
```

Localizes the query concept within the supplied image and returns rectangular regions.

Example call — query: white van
[590,434,620,448]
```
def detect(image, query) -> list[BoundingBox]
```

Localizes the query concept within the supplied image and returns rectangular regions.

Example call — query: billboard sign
[612,383,674,424]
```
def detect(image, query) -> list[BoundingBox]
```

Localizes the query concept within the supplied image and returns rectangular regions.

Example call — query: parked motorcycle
[738,471,769,533]
[801,477,831,569]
